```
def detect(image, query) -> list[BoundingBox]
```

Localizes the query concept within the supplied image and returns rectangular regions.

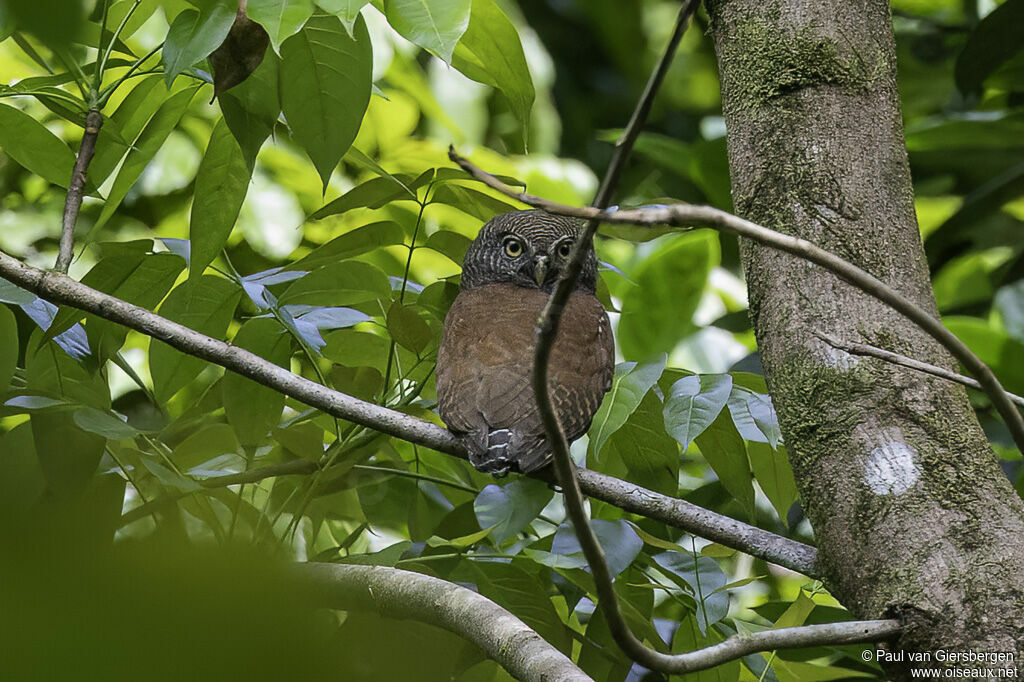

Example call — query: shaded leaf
[210,7,271,96]
[955,0,1024,93]
[0,305,18,389]
[588,355,666,456]
[551,519,642,578]
[386,302,431,354]
[748,442,797,525]
[151,276,242,403]
[220,49,281,168]
[72,407,140,440]
[663,374,732,451]
[473,478,553,545]
[280,13,372,189]
[695,410,754,521]
[190,118,253,277]
[223,318,292,446]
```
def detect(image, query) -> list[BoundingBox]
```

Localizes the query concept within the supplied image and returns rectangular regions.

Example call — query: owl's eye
[503,237,524,258]
[557,241,573,258]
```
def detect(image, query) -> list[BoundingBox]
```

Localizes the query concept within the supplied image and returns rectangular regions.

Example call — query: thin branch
[816,332,1024,408]
[55,109,103,273]
[0,249,818,576]
[295,563,592,682]
[446,149,1024,457]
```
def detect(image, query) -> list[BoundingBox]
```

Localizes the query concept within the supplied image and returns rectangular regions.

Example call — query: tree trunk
[706,0,1024,677]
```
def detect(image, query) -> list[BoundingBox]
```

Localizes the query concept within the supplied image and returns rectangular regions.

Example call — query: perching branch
[0,249,819,577]
[55,109,103,274]
[446,150,1024,458]
[816,332,1024,408]
[294,563,591,682]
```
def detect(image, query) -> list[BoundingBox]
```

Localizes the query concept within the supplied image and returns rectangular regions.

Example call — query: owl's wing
[436,285,614,475]
[513,293,614,473]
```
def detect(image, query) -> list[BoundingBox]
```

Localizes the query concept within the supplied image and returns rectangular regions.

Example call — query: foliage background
[0,0,1021,680]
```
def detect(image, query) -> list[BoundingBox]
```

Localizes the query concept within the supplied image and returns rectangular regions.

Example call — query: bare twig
[0,249,819,576]
[446,150,1024,457]
[56,109,103,274]
[295,563,591,682]
[816,332,1024,408]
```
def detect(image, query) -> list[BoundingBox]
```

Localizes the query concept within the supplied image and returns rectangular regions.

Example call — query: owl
[436,210,615,476]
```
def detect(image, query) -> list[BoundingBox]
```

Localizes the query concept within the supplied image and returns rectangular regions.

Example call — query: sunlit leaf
[383,0,470,64]
[247,0,314,52]
[163,3,236,86]
[0,103,76,187]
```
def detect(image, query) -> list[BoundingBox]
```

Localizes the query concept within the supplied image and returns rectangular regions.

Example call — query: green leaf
[654,552,729,634]
[383,0,470,64]
[88,75,169,189]
[86,253,186,362]
[955,0,1024,93]
[247,0,315,52]
[695,410,754,521]
[280,13,372,189]
[618,231,718,360]
[190,118,254,277]
[72,407,140,440]
[462,561,570,655]
[223,317,292,446]
[429,183,517,220]
[31,411,106,497]
[163,3,237,86]
[310,175,423,220]
[386,302,431,354]
[663,374,732,451]
[278,261,391,306]
[314,0,367,34]
[551,519,642,578]
[0,103,76,187]
[450,0,534,147]
[945,316,1024,396]
[95,85,201,230]
[748,442,797,525]
[672,615,740,681]
[0,305,17,389]
[151,276,241,403]
[219,49,281,169]
[588,355,666,457]
[292,222,406,271]
[473,479,553,545]
[424,230,471,264]
[601,391,678,495]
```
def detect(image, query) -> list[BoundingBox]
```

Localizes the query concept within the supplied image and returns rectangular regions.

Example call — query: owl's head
[460,210,598,293]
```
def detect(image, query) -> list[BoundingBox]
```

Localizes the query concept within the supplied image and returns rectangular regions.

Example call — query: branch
[293,563,592,682]
[56,109,103,274]
[0,249,819,576]
[446,150,1024,457]
[816,332,1024,408]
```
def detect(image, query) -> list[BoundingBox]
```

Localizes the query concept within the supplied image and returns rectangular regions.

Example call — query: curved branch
[446,150,1024,457]
[293,563,591,682]
[816,332,1024,408]
[0,249,819,576]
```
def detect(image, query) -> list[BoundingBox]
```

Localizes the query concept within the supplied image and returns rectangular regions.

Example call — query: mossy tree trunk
[706,0,1024,677]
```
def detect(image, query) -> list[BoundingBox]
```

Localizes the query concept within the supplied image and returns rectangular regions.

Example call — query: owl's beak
[533,255,549,287]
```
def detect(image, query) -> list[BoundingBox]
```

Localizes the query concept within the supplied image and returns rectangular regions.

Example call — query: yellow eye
[503,237,523,258]
[557,241,573,258]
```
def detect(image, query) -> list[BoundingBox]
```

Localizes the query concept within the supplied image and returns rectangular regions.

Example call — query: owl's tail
[463,428,514,477]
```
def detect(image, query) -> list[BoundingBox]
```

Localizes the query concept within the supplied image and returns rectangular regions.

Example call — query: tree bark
[706,0,1024,677]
